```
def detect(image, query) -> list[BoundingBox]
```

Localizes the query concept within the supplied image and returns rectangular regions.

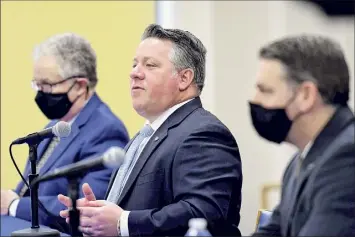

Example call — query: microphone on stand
[11,121,71,237]
[32,146,126,186]
[12,121,71,145]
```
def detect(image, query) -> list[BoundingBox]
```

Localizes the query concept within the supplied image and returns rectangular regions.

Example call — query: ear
[178,69,194,91]
[297,81,318,113]
[75,78,89,94]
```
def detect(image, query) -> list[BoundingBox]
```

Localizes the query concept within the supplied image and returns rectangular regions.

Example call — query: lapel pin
[154,136,159,141]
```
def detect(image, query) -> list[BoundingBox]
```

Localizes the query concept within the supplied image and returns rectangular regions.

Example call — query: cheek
[146,75,177,98]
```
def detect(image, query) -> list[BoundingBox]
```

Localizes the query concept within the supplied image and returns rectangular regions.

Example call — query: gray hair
[33,32,98,88]
[141,24,207,94]
[259,35,350,106]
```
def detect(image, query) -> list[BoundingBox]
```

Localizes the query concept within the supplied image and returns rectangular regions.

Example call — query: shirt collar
[300,140,313,159]
[145,98,195,132]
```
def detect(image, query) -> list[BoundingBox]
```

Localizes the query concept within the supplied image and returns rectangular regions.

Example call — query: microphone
[12,121,71,145]
[32,146,125,185]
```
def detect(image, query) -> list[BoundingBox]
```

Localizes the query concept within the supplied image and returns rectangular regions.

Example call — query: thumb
[82,183,96,201]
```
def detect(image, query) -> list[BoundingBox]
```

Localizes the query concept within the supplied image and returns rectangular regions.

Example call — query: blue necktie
[107,124,154,203]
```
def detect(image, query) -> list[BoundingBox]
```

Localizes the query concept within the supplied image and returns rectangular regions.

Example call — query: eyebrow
[133,56,157,63]
[256,83,274,92]
[33,78,51,84]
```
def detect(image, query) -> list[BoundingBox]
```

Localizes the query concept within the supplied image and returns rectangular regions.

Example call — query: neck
[289,105,336,150]
[61,90,94,122]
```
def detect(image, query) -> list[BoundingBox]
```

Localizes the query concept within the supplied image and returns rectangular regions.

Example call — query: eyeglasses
[31,75,86,93]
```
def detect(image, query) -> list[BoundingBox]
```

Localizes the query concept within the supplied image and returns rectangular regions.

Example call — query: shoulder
[183,107,235,138]
[87,99,129,136]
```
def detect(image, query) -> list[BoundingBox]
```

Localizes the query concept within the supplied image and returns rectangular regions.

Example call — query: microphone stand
[67,175,82,237]
[12,143,60,237]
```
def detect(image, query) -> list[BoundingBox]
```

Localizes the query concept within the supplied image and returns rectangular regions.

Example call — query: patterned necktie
[19,137,60,197]
[106,124,154,203]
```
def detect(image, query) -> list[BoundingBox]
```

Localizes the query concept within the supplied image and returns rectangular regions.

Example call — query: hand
[58,183,96,221]
[78,200,124,236]
[1,189,19,215]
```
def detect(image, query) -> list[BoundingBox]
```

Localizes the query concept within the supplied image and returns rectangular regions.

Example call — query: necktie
[295,152,303,178]
[19,137,60,197]
[106,124,154,203]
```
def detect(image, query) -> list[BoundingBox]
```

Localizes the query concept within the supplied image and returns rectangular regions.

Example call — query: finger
[87,200,107,207]
[78,226,92,236]
[82,183,96,201]
[59,209,69,218]
[58,194,71,207]
[78,206,96,217]
[80,216,93,228]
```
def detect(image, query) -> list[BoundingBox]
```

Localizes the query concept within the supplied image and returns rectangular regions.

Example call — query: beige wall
[1,1,154,189]
[156,1,354,234]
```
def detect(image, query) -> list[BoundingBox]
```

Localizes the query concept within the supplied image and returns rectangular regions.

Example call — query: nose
[250,90,262,105]
[130,65,144,80]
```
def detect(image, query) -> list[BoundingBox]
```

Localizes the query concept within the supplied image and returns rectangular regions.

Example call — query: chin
[133,103,146,115]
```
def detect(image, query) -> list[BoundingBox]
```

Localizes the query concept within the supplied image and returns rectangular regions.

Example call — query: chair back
[255,209,272,231]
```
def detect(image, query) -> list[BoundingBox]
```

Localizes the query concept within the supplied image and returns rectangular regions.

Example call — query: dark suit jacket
[14,93,129,232]
[253,106,355,236]
[105,97,243,236]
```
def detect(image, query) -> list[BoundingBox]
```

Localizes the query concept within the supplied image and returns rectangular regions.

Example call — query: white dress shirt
[119,98,194,236]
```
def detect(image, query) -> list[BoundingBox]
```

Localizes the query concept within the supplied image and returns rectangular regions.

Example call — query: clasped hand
[58,183,123,236]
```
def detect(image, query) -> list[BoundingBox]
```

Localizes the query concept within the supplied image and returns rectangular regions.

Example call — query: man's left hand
[78,200,124,236]
[1,190,19,215]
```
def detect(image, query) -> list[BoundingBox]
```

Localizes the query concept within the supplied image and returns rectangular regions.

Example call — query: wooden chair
[255,209,273,231]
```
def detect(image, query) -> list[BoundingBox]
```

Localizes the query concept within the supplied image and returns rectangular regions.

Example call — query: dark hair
[259,35,350,105]
[142,24,207,93]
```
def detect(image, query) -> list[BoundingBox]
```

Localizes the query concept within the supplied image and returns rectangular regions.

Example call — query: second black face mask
[249,102,293,144]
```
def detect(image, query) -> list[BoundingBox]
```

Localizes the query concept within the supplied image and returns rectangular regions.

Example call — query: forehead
[134,38,173,61]
[256,58,288,88]
[33,56,61,82]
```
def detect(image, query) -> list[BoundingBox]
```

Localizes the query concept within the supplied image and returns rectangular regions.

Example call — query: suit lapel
[38,93,102,176]
[38,124,80,176]
[284,106,354,235]
[117,129,167,204]
[115,97,203,204]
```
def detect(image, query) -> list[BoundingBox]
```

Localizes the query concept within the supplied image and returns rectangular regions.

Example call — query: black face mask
[35,84,77,120]
[249,95,300,144]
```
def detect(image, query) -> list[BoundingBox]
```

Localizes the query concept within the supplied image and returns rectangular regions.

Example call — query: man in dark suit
[0,33,129,233]
[58,24,243,236]
[249,35,355,236]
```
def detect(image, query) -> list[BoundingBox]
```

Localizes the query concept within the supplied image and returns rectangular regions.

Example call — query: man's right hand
[58,182,96,221]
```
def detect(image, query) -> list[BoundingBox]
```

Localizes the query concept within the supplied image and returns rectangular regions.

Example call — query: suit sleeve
[15,121,129,229]
[127,124,242,236]
[298,143,355,236]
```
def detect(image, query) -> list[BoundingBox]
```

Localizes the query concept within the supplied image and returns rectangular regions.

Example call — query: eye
[146,64,156,68]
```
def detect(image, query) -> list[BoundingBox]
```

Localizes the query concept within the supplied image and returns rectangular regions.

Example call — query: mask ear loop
[67,81,84,105]
[85,85,90,100]
[285,86,304,122]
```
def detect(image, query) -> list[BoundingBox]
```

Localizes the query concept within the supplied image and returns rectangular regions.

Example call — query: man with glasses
[0,33,130,234]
